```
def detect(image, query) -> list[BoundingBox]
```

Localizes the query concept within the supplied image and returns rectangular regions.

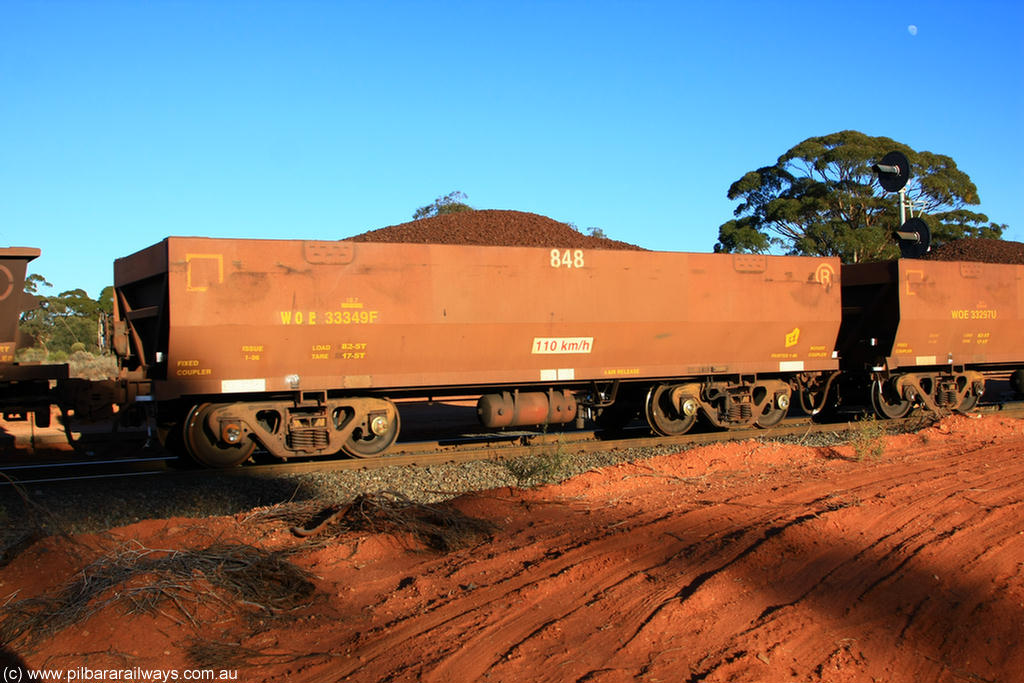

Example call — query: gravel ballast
[0,443,682,543]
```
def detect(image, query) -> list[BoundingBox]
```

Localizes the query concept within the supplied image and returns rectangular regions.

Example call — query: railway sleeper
[182,396,400,467]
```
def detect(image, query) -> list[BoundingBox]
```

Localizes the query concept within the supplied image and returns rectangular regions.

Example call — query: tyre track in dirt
[303,423,1024,683]
[369,491,848,680]
[611,442,1024,682]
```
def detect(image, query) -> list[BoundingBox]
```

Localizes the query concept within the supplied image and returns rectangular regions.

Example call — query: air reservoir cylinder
[477,390,578,428]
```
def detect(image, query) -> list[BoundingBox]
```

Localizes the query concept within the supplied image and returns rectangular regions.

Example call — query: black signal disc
[876,151,911,192]
[896,217,931,258]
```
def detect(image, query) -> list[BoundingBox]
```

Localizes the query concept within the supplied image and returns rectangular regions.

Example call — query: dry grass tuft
[499,447,570,488]
[68,351,118,380]
[850,415,888,461]
[0,542,315,649]
[0,473,83,570]
[286,491,497,552]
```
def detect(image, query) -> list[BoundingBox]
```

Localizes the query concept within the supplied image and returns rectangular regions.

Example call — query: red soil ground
[2,414,1023,682]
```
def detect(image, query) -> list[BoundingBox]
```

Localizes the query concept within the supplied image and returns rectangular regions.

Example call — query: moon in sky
[908,24,918,36]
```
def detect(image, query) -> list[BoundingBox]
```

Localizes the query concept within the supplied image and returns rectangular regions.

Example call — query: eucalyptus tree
[413,191,474,220]
[715,131,1006,262]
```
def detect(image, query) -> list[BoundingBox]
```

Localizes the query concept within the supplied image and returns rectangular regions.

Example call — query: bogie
[176,397,401,466]
[868,370,985,419]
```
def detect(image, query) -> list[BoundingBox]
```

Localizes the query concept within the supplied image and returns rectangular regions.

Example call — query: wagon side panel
[134,240,841,399]
[891,260,1023,368]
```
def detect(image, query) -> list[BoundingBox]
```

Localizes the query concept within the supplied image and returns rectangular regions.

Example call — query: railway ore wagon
[0,246,66,428]
[839,259,1024,417]
[112,238,842,466]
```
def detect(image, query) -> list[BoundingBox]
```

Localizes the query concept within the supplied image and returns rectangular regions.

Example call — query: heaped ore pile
[347,210,644,250]
[924,238,1024,265]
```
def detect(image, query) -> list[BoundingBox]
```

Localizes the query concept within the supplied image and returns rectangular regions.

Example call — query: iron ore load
[111,223,842,466]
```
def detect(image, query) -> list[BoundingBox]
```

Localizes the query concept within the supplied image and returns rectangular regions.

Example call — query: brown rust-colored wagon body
[113,238,841,465]
[839,259,1024,417]
[0,247,66,428]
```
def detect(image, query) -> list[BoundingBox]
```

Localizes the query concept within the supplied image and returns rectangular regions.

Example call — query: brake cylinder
[477,390,578,428]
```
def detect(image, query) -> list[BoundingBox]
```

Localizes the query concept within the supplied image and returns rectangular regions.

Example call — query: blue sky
[2,0,1022,297]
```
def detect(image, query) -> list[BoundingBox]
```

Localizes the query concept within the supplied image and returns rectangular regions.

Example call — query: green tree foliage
[413,191,474,220]
[716,131,1007,262]
[19,278,113,356]
[23,273,48,295]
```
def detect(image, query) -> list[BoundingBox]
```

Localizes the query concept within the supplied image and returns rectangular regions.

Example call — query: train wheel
[870,380,912,419]
[343,408,401,457]
[183,403,256,468]
[755,391,790,428]
[645,385,697,436]
[958,391,981,412]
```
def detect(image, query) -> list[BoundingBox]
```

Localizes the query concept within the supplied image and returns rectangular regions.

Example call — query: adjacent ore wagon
[112,237,842,466]
[838,259,1024,417]
[0,247,66,427]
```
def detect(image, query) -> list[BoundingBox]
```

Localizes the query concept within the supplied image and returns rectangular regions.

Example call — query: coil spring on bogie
[288,428,330,450]
[729,403,753,422]
[936,389,959,407]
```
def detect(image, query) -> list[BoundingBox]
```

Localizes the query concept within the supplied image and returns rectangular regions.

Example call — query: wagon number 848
[550,249,585,268]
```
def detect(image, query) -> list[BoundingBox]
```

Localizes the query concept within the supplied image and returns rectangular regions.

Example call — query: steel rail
[4,401,1022,486]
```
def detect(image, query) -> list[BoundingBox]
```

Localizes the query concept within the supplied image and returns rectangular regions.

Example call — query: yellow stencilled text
[550,249,585,268]
[241,344,263,361]
[279,310,379,325]
[176,359,212,376]
[951,309,997,320]
[335,342,368,360]
[807,344,829,359]
[325,310,379,325]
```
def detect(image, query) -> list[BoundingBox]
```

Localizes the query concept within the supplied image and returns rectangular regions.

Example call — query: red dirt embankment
[2,414,1023,682]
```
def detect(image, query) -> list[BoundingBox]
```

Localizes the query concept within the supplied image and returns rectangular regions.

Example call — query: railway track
[4,398,1022,486]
